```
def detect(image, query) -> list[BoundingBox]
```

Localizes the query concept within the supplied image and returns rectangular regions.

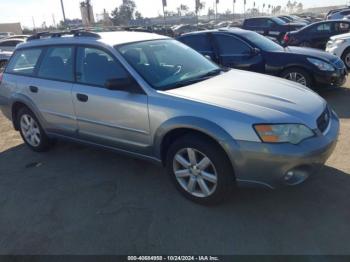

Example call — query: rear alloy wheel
[341,48,350,69]
[17,107,53,152]
[166,134,234,205]
[282,68,312,88]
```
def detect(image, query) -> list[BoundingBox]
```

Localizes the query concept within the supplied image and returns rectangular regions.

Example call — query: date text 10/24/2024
[127,256,220,261]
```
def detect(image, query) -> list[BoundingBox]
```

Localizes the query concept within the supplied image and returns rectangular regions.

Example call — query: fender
[10,93,50,130]
[153,116,242,168]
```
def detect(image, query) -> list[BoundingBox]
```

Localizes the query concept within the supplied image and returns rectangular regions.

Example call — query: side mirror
[251,47,261,56]
[105,77,141,93]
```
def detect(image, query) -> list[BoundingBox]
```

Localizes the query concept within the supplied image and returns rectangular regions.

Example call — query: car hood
[164,70,326,129]
[330,32,350,40]
[281,46,338,62]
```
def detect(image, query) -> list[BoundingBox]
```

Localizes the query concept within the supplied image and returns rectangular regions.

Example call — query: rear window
[6,48,42,76]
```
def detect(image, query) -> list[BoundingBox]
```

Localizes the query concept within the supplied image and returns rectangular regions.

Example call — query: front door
[72,46,150,153]
[212,33,264,73]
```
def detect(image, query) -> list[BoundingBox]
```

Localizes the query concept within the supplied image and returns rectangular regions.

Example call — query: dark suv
[242,17,305,42]
[284,20,350,49]
[178,29,347,88]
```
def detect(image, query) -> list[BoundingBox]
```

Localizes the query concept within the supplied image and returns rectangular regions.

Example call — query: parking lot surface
[0,82,349,255]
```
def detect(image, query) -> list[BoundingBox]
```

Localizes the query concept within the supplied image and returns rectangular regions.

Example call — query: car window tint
[38,46,74,81]
[0,40,21,47]
[313,23,332,33]
[179,34,212,52]
[335,22,350,33]
[76,47,129,87]
[245,19,259,26]
[214,34,251,56]
[6,48,42,75]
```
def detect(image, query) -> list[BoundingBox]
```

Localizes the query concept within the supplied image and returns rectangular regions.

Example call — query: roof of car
[0,38,25,43]
[17,31,169,49]
[180,28,250,37]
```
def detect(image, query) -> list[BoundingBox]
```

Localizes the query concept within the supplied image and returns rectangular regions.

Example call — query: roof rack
[27,30,101,41]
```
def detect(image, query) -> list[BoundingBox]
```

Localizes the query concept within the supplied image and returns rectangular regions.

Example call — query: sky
[0,0,348,29]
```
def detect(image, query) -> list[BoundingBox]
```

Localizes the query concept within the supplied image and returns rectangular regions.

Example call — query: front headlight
[254,124,315,144]
[307,58,335,72]
[335,39,346,45]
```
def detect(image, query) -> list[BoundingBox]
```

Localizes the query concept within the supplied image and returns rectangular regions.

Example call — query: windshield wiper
[162,68,225,90]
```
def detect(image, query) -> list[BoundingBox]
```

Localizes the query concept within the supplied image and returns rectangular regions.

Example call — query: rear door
[212,33,264,72]
[6,46,77,135]
[309,22,333,49]
[72,46,150,153]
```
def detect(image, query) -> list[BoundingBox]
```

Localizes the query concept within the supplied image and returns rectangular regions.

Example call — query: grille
[317,107,331,133]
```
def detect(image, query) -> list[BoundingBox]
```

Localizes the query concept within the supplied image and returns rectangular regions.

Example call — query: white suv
[326,32,350,69]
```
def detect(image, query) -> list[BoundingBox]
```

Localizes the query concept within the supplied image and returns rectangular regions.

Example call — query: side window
[214,34,251,56]
[245,19,258,27]
[313,23,332,33]
[335,22,350,33]
[76,47,130,87]
[6,48,42,76]
[179,34,212,52]
[266,19,276,27]
[38,46,74,81]
[0,41,20,47]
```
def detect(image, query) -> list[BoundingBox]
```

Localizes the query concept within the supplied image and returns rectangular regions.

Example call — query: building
[80,1,95,26]
[0,23,22,34]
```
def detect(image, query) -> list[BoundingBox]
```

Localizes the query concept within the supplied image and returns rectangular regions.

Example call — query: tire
[166,134,234,205]
[341,47,350,70]
[281,67,313,88]
[16,107,53,152]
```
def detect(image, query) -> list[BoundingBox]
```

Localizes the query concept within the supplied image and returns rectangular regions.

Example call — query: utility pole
[162,0,167,27]
[60,0,67,25]
[232,0,235,21]
[32,16,36,31]
[52,14,56,28]
[215,0,218,22]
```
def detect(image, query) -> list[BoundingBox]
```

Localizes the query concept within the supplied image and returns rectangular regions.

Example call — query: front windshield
[117,39,220,91]
[243,32,284,52]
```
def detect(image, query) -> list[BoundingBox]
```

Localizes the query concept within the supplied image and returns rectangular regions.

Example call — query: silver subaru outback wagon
[0,31,339,204]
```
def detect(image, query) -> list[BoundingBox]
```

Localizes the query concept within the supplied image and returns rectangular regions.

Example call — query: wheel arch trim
[153,116,240,170]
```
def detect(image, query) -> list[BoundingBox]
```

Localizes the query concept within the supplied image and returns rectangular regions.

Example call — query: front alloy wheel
[166,134,234,205]
[284,72,307,86]
[173,148,218,198]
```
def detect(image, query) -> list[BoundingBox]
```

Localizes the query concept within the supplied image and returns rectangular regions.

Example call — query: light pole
[60,0,67,25]
[232,0,235,20]
[162,0,167,27]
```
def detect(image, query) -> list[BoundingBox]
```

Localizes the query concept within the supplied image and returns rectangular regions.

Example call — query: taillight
[283,33,290,43]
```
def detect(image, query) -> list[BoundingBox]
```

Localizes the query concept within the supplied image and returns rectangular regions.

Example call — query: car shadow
[319,87,350,119]
[0,142,349,254]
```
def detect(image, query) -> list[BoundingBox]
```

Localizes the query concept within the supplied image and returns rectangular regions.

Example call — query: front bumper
[231,112,340,189]
[313,68,347,88]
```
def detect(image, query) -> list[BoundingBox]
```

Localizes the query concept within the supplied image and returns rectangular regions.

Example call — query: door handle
[29,86,38,93]
[76,93,88,102]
